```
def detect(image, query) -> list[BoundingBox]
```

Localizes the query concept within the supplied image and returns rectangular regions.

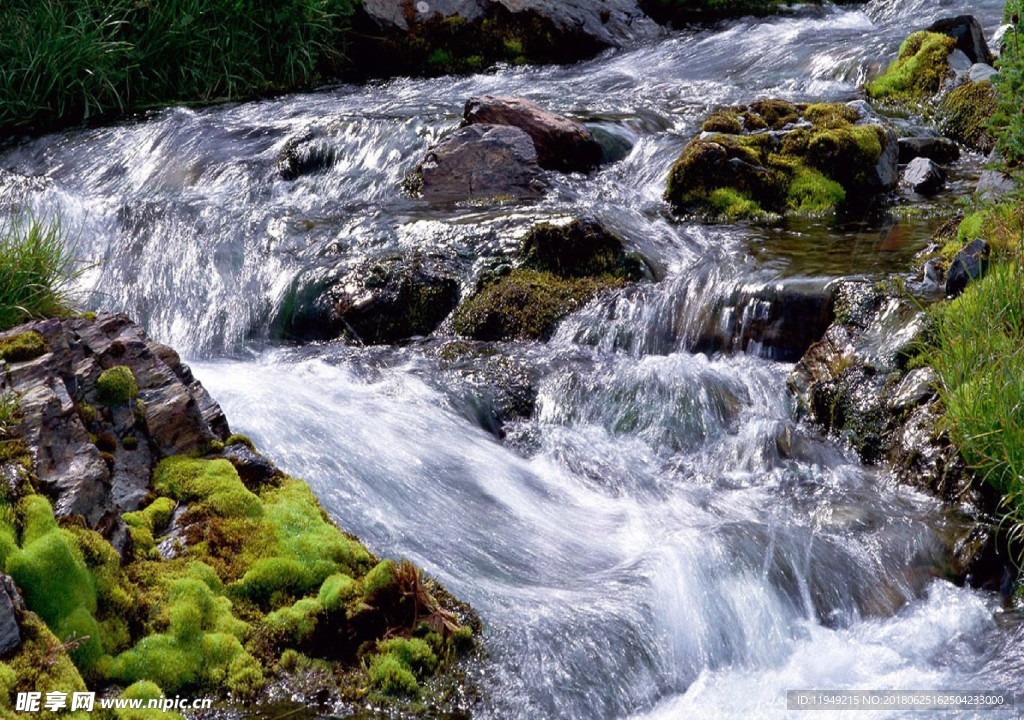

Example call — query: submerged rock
[902,157,946,195]
[665,100,897,220]
[282,255,461,345]
[414,124,548,202]
[945,238,990,298]
[463,96,603,173]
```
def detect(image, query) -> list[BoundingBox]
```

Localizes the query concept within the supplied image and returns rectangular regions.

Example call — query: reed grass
[0,215,80,331]
[0,0,356,132]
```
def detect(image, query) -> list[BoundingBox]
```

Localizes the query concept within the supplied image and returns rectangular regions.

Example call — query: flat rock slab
[419,124,548,201]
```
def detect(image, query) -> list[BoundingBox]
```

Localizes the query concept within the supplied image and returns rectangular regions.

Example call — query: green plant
[0,215,79,332]
[96,366,138,407]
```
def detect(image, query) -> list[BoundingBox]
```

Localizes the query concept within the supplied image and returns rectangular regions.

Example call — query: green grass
[0,216,80,332]
[0,0,357,133]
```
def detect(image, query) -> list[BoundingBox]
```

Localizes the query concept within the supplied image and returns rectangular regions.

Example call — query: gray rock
[927,15,995,65]
[223,443,281,488]
[902,157,946,195]
[946,238,990,298]
[946,48,973,78]
[891,367,938,412]
[0,575,23,657]
[968,63,998,83]
[977,156,1017,201]
[277,127,338,181]
[418,124,548,201]
[0,314,230,532]
[871,125,901,191]
[897,136,960,164]
[464,96,602,172]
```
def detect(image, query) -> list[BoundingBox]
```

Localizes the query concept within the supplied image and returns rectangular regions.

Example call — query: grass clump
[866,31,956,100]
[0,0,358,133]
[0,216,79,332]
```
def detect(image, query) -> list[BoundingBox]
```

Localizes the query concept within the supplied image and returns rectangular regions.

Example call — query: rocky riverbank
[0,314,479,717]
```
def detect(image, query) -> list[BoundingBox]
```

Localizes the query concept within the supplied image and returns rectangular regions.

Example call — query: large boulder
[463,96,602,172]
[925,15,994,65]
[665,100,898,220]
[0,314,228,529]
[414,124,548,202]
[351,0,658,77]
[897,136,960,164]
[280,255,461,344]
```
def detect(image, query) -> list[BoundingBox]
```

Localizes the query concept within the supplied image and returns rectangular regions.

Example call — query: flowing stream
[3,0,1023,717]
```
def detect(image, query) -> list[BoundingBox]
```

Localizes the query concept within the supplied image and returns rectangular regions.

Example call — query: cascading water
[2,0,1021,717]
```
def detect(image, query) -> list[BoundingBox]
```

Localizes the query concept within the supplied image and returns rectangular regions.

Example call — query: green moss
[225,433,255,450]
[153,457,262,519]
[96,366,138,407]
[114,681,186,720]
[378,638,438,676]
[0,331,47,363]
[748,99,800,129]
[866,31,956,100]
[318,573,358,612]
[702,110,742,134]
[362,559,398,599]
[787,166,847,214]
[708,188,769,220]
[0,662,15,708]
[803,102,859,128]
[368,653,421,697]
[263,597,322,644]
[519,220,644,280]
[3,612,88,718]
[940,80,997,152]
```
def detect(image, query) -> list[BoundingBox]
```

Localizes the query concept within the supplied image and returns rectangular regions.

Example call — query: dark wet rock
[897,136,960,164]
[433,342,539,437]
[453,219,645,341]
[902,157,946,195]
[464,96,602,173]
[415,124,548,202]
[351,0,658,78]
[282,255,461,345]
[223,443,280,488]
[0,574,24,656]
[666,100,898,219]
[0,314,228,530]
[925,15,994,65]
[589,123,637,164]
[277,127,338,181]
[690,279,837,363]
[890,367,937,412]
[945,238,990,298]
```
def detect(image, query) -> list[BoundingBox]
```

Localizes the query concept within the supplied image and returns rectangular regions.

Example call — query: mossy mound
[453,220,645,341]
[96,366,138,407]
[667,100,894,220]
[866,31,957,101]
[0,331,47,363]
[0,450,479,712]
[939,80,997,152]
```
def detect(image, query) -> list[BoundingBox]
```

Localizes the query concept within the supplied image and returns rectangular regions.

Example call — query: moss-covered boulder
[0,314,481,715]
[939,80,997,152]
[665,100,897,220]
[453,219,646,341]
[865,31,958,101]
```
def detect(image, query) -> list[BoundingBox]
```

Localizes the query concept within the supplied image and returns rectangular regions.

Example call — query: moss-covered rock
[939,80,997,152]
[866,31,957,101]
[453,219,646,341]
[0,331,47,363]
[666,100,896,220]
